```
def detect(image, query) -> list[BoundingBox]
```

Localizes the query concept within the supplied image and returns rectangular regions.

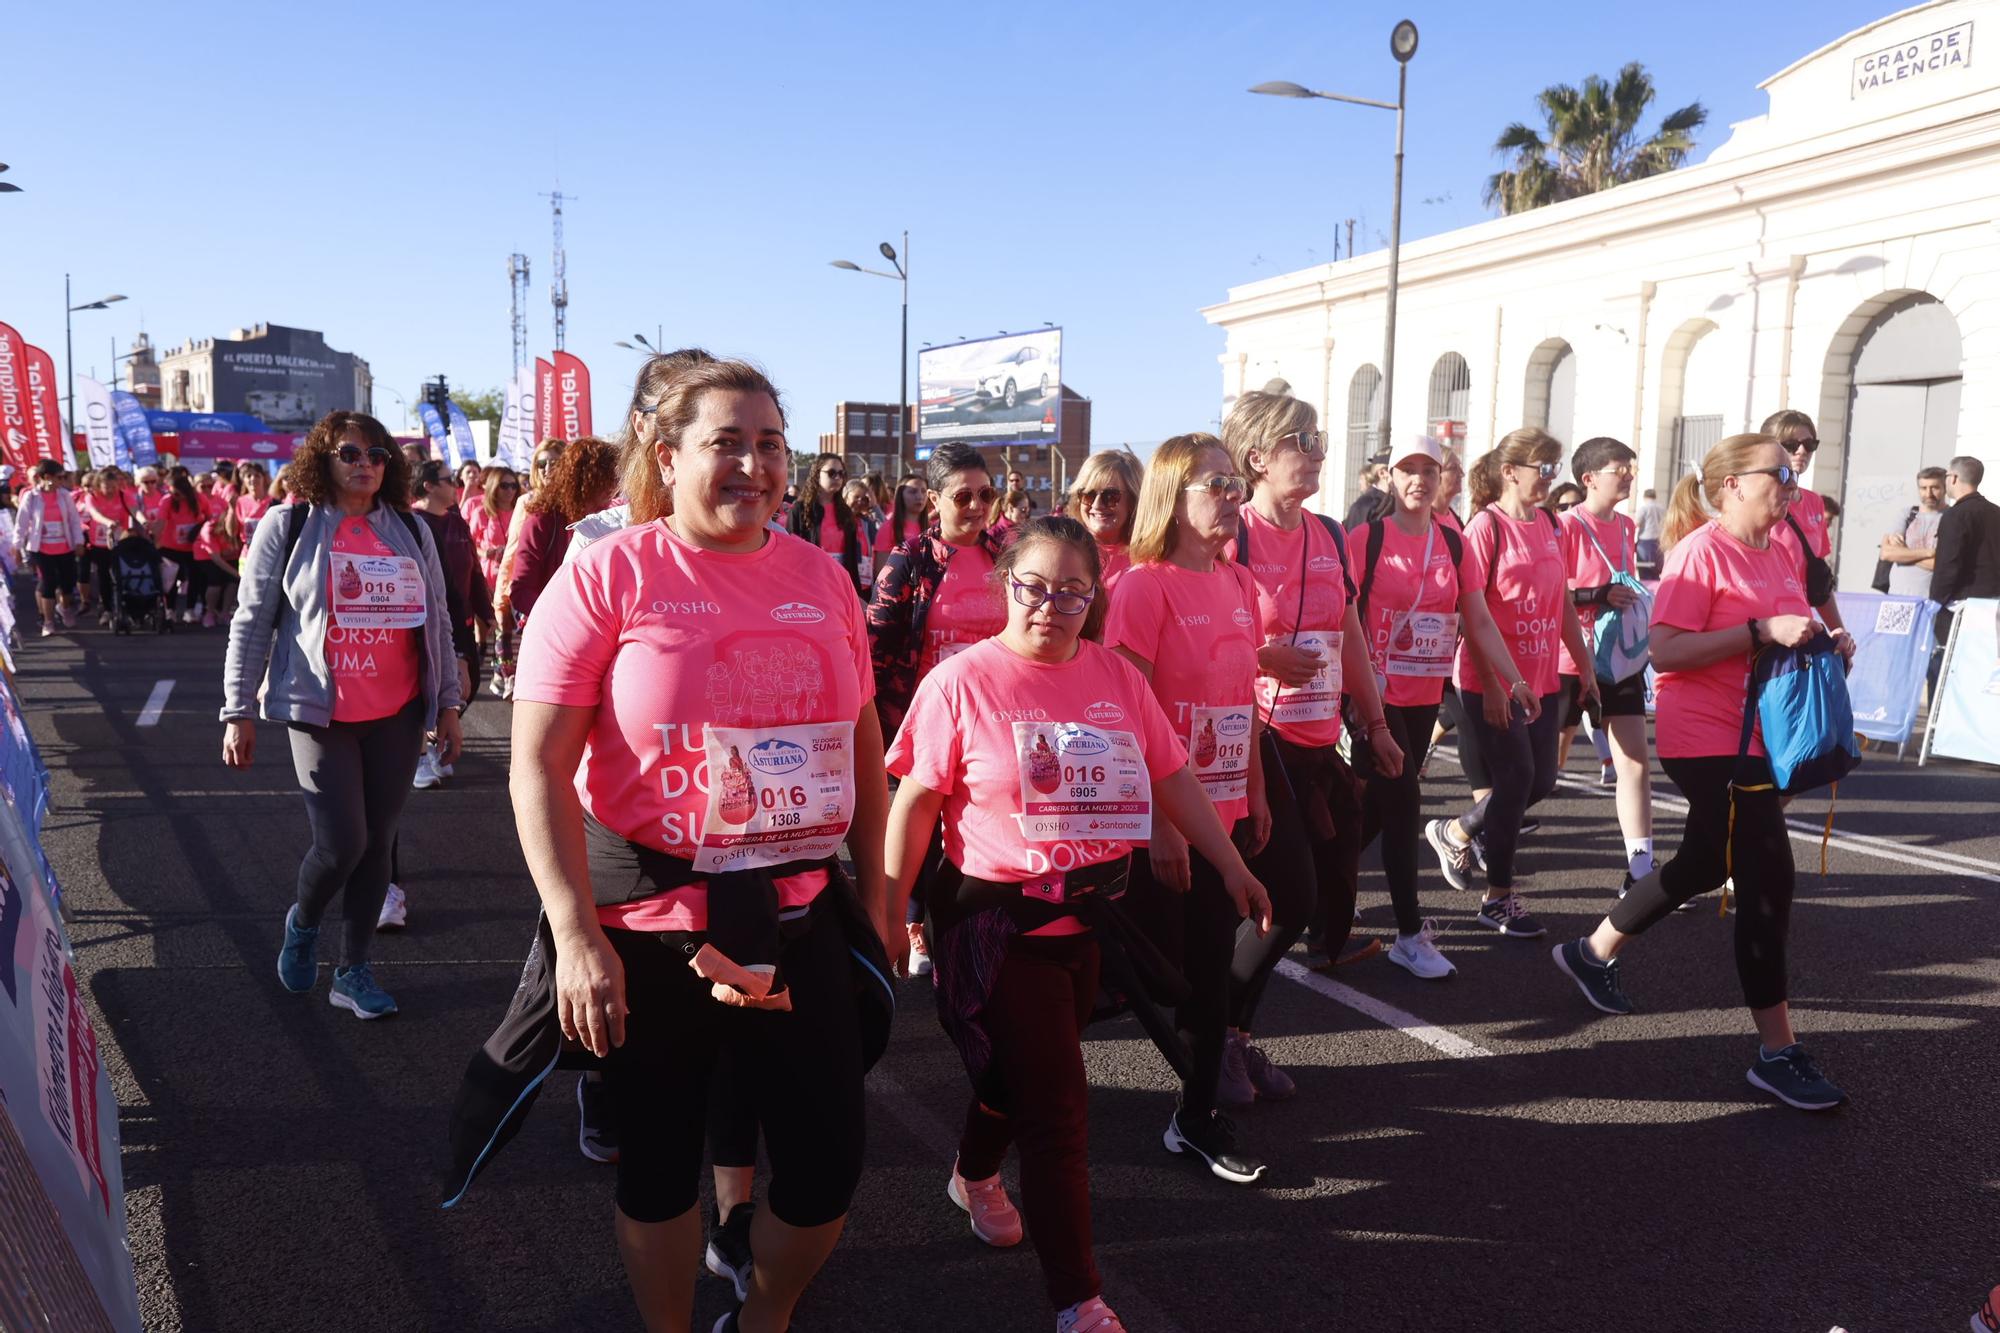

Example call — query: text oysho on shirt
[1455,507,1568,699]
[514,521,873,932]
[886,636,1185,886]
[1651,520,1811,759]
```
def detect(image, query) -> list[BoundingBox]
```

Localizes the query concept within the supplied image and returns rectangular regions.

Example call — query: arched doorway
[1346,364,1383,462]
[1653,318,1726,495]
[1522,339,1576,454]
[1824,292,1963,588]
[1427,353,1471,448]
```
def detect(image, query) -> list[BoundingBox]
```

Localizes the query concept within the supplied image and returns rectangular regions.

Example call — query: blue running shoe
[1552,938,1633,1015]
[329,964,398,1019]
[277,905,319,993]
[1746,1043,1846,1111]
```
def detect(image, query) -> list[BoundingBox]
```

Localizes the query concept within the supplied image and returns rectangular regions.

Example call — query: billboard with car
[918,329,1062,448]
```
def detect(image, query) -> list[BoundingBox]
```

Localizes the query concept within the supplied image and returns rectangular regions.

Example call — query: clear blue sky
[3,0,1896,450]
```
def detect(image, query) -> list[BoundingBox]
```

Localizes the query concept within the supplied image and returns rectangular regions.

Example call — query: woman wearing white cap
[1349,436,1526,976]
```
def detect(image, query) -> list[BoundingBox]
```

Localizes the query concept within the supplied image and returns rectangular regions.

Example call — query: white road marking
[1274,960,1495,1059]
[136,680,174,728]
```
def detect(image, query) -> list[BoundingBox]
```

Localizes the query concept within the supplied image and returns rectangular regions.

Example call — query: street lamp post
[65,275,127,466]
[830,231,910,476]
[1252,19,1418,459]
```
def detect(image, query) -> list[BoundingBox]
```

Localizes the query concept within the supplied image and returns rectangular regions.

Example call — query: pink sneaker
[1059,1296,1127,1332]
[905,920,932,977]
[201,609,218,628]
[1974,1282,2000,1332]
[946,1161,1022,1247]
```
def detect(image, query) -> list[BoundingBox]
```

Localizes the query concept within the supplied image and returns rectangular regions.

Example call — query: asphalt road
[21,610,1998,1333]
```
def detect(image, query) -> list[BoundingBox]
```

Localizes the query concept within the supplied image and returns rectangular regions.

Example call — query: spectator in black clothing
[1930,454,2000,646]
[1343,461,1392,528]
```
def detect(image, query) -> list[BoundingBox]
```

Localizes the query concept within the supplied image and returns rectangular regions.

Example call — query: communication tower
[539,189,573,352]
[507,253,531,374]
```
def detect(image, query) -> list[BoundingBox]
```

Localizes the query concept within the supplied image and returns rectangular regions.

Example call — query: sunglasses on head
[335,445,392,467]
[1076,487,1126,508]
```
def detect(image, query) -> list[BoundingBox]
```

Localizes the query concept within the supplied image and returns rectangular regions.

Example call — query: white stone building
[1203,0,1998,591]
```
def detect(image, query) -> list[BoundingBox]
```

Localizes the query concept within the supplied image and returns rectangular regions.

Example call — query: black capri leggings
[1453,690,1563,890]
[1357,701,1440,937]
[31,551,78,599]
[601,892,865,1227]
[1126,826,1245,1121]
[1610,756,1796,1011]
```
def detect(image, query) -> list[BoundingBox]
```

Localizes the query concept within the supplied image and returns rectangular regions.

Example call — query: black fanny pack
[940,854,1132,932]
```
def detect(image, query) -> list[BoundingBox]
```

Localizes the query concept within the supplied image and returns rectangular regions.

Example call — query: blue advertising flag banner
[415,404,450,463]
[109,392,157,469]
[445,402,477,470]
[142,410,269,435]
[1832,591,1938,744]
[1924,597,2000,767]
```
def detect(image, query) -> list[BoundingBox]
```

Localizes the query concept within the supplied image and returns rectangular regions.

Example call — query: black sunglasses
[1788,437,1820,454]
[1733,464,1799,486]
[335,445,392,467]
[1076,487,1126,507]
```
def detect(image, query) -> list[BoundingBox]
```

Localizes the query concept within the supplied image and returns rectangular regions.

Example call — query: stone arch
[1522,338,1577,451]
[1651,317,1724,496]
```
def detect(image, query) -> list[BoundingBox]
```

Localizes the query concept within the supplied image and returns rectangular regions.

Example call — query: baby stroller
[111,533,173,635]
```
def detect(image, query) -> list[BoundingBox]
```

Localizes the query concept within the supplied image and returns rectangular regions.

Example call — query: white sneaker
[39,623,53,638]
[904,921,932,977]
[1386,920,1457,979]
[411,749,442,790]
[376,883,407,930]
[1599,761,1617,788]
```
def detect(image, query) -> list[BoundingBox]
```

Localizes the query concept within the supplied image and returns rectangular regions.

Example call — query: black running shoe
[1746,1044,1848,1111]
[1163,1108,1266,1184]
[706,1202,755,1300]
[1552,938,1633,1015]
[576,1074,618,1164]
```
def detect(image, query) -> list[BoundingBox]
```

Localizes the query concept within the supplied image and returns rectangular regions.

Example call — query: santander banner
[552,351,592,439]
[534,357,555,443]
[26,347,69,467]
[0,321,33,470]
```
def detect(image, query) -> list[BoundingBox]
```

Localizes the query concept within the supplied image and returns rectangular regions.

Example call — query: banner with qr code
[1837,592,1938,744]
[1924,598,2000,767]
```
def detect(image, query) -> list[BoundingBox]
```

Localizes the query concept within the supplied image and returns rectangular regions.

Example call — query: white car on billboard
[975,345,1052,410]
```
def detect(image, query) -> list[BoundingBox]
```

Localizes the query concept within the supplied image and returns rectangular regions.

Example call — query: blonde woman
[488,439,565,698]
[1064,450,1143,591]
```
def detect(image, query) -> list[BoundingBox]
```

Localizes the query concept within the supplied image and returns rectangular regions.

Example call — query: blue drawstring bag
[1735,630,1861,795]
[1576,524,1651,684]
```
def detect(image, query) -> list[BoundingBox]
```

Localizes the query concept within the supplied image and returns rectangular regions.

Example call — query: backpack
[1869,505,1917,594]
[1735,629,1860,796]
[1353,517,1464,626]
[270,503,424,631]
[1573,520,1652,685]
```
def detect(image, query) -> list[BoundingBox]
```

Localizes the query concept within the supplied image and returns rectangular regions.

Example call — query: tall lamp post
[1252,18,1418,459]
[830,232,910,475]
[614,328,666,355]
[65,276,126,463]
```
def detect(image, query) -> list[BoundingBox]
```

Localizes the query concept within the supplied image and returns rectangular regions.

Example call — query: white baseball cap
[1388,436,1446,471]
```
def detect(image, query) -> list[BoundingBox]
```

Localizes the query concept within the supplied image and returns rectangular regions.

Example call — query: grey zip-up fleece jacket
[221,500,465,729]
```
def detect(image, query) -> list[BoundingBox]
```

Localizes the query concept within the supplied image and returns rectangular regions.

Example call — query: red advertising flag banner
[553,351,592,439]
[534,357,555,443]
[24,347,68,466]
[0,322,33,470]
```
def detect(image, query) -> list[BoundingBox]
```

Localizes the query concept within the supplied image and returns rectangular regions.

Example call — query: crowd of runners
[175,346,2000,1333]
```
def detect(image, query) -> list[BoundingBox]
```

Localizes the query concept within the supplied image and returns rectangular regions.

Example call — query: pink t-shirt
[326,517,422,723]
[1241,508,1352,750]
[1105,560,1260,828]
[920,541,1004,675]
[816,507,847,558]
[194,520,240,566]
[1097,542,1132,593]
[1787,487,1832,560]
[1436,507,1464,535]
[1651,520,1811,759]
[33,493,73,555]
[235,495,272,543]
[514,521,873,932]
[199,489,226,520]
[1454,507,1567,698]
[158,496,203,553]
[1558,506,1639,679]
[876,516,923,554]
[886,637,1186,885]
[83,492,135,548]
[1356,518,1465,708]
[138,487,167,522]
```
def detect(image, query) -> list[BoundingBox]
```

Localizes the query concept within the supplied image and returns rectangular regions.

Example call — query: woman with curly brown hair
[221,410,464,1021]
[507,436,621,621]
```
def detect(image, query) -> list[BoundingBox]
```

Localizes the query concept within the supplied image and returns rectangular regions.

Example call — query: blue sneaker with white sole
[1746,1043,1846,1111]
[329,964,398,1019]
[277,905,319,992]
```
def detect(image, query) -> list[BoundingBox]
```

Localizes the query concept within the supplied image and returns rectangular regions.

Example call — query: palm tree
[1484,63,1707,214]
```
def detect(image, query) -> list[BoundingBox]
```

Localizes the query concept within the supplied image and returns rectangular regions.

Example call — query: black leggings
[31,551,77,600]
[1251,734,1358,982]
[1357,701,1440,936]
[1453,690,1563,890]
[1610,756,1796,1010]
[601,895,865,1226]
[286,696,425,966]
[85,548,115,604]
[1127,826,1245,1119]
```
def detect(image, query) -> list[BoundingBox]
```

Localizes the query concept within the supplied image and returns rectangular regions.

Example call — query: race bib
[698,721,856,873]
[1386,611,1459,678]
[1268,630,1342,723]
[1187,703,1253,803]
[42,521,68,545]
[1015,721,1150,843]
[331,552,427,628]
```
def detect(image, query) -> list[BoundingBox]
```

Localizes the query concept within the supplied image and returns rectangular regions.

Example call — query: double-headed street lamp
[830,232,910,475]
[0,163,20,194]
[66,275,126,459]
[1253,18,1419,460]
[614,328,666,355]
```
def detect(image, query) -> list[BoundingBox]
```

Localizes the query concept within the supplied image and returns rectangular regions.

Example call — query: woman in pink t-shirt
[872,472,930,574]
[81,469,142,622]
[1760,408,1849,640]
[231,461,274,546]
[1223,392,1407,1015]
[1423,429,1596,943]
[1554,433,1857,1113]
[507,360,889,1333]
[1106,432,1277,1183]
[785,451,865,597]
[885,514,1268,1333]
[154,467,208,625]
[1064,449,1143,594]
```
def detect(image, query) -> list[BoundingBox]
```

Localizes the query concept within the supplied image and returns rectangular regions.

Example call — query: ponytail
[1661,470,1712,551]
[1467,451,1504,514]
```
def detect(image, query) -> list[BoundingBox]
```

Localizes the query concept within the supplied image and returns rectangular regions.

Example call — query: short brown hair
[992,514,1110,642]
[289,411,411,509]
[623,360,788,524]
[527,436,621,524]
